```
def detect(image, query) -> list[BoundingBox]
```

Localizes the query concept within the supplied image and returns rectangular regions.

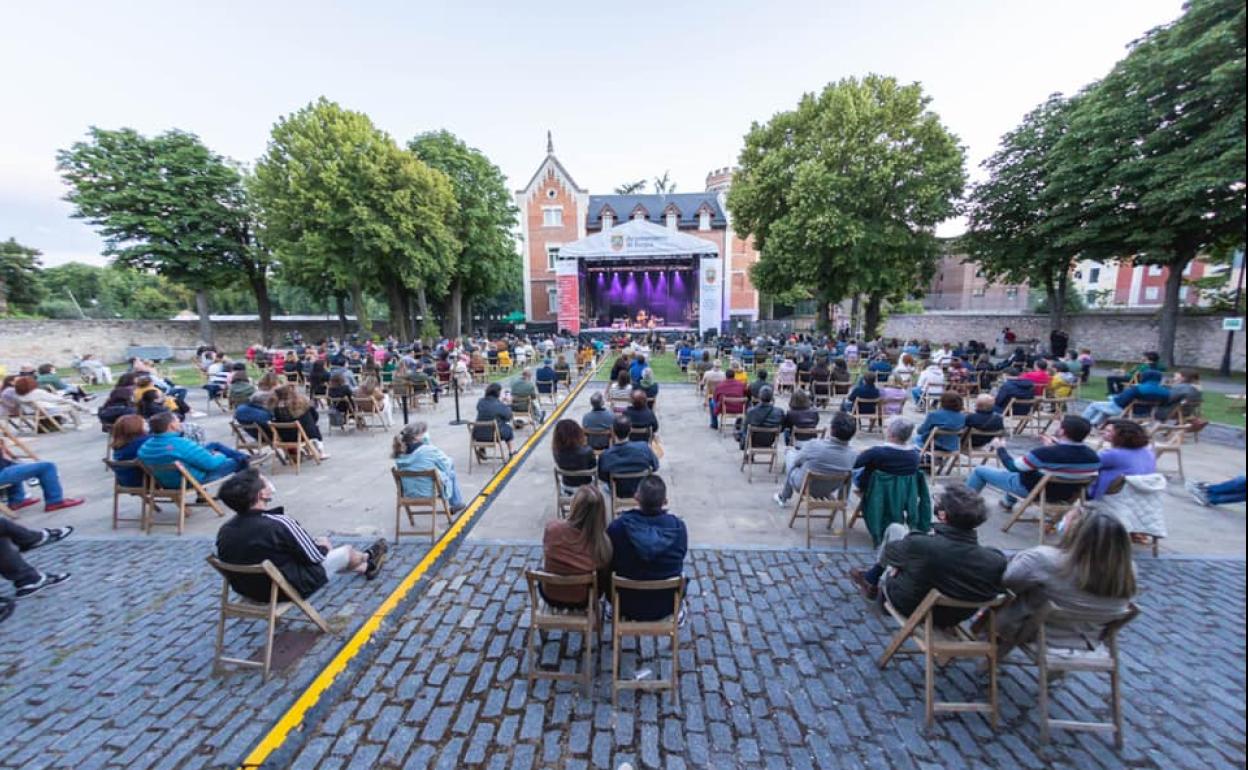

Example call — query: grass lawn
[593,352,778,383]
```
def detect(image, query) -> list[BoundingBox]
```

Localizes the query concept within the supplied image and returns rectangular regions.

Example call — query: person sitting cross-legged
[849,484,1006,627]
[1,517,74,600]
[966,415,1100,512]
[138,411,251,489]
[607,475,687,622]
[597,415,659,499]
[393,422,467,514]
[215,469,389,598]
[1,441,85,514]
[774,410,857,507]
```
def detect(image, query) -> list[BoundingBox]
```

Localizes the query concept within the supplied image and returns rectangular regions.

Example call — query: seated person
[542,485,614,609]
[911,362,945,404]
[995,510,1135,654]
[474,382,515,456]
[607,370,634,402]
[234,393,274,438]
[97,386,137,431]
[1187,475,1247,507]
[12,376,91,428]
[204,357,232,399]
[137,388,172,419]
[0,517,73,599]
[849,485,1006,627]
[878,380,907,416]
[273,385,327,457]
[622,390,660,441]
[138,412,251,489]
[967,415,1100,510]
[867,353,892,377]
[0,442,85,513]
[75,353,113,385]
[748,369,771,402]
[228,373,258,408]
[1047,362,1078,399]
[709,368,748,430]
[775,411,857,506]
[1082,369,1170,427]
[597,415,660,498]
[510,369,544,423]
[581,392,615,451]
[775,357,797,390]
[534,359,558,395]
[36,363,92,402]
[1155,369,1203,423]
[1106,351,1164,394]
[993,369,1036,414]
[215,469,388,600]
[1089,419,1155,500]
[551,419,597,493]
[913,392,967,453]
[393,422,466,513]
[841,372,880,413]
[1019,359,1052,395]
[326,372,355,413]
[737,385,784,450]
[699,361,726,394]
[607,475,687,621]
[637,368,659,400]
[109,415,151,488]
[964,393,1005,446]
[853,417,920,493]
[781,389,820,445]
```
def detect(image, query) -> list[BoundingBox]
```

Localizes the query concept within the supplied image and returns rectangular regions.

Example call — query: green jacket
[860,471,931,547]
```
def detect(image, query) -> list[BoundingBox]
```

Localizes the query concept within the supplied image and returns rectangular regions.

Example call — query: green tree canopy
[728,74,966,336]
[56,127,273,343]
[0,237,46,314]
[408,130,518,337]
[1051,0,1246,365]
[37,262,192,319]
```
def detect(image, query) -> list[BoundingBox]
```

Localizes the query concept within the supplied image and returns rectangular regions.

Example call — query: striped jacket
[997,442,1101,501]
[216,507,328,601]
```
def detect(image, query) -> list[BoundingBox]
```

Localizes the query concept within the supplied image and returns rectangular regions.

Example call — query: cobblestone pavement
[281,544,1245,770]
[0,537,430,770]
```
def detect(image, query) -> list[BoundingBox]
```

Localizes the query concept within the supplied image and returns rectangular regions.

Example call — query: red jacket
[713,378,748,415]
[1020,369,1050,395]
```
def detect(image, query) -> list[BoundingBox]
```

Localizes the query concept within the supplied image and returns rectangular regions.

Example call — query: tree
[1050,0,1246,366]
[653,170,676,194]
[38,262,192,319]
[728,75,966,337]
[409,131,519,338]
[253,98,459,342]
[965,95,1082,332]
[57,128,273,344]
[614,180,647,194]
[0,238,46,314]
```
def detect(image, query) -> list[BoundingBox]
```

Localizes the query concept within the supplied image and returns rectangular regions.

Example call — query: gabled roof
[518,153,586,194]
[587,193,726,228]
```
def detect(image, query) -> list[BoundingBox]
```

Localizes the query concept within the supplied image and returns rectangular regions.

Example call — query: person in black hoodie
[606,475,687,622]
[215,469,388,599]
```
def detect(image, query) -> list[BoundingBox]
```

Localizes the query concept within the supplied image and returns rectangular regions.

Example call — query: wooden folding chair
[353,398,390,431]
[919,428,964,478]
[740,426,781,482]
[102,458,151,530]
[554,467,598,518]
[328,397,357,433]
[524,569,601,695]
[717,396,748,438]
[961,429,1003,468]
[268,422,322,475]
[608,471,651,518]
[141,461,228,535]
[1149,424,1189,479]
[468,421,506,473]
[879,589,1010,728]
[1014,601,1140,748]
[536,380,558,407]
[511,399,540,434]
[1001,472,1095,543]
[0,422,39,461]
[851,398,882,433]
[611,574,684,709]
[1003,398,1037,435]
[205,556,333,681]
[584,429,612,458]
[1033,396,1072,434]
[391,468,456,543]
[17,402,65,434]
[231,421,281,466]
[787,471,852,548]
[790,425,825,447]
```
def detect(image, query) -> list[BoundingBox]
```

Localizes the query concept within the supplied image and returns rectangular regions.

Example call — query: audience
[511,368,544,423]
[273,385,327,458]
[36,363,92,402]
[552,419,597,492]
[1106,351,1163,395]
[138,412,250,489]
[853,417,920,494]
[1155,369,1204,423]
[97,386,137,431]
[0,518,73,600]
[607,475,687,622]
[1089,419,1156,500]
[623,390,659,440]
[993,368,1036,414]
[216,469,388,597]
[967,415,1100,511]
[13,376,90,428]
[849,485,1006,627]
[842,372,880,414]
[912,361,945,404]
[393,422,466,513]
[781,389,820,445]
[775,411,857,506]
[235,393,274,439]
[597,415,660,498]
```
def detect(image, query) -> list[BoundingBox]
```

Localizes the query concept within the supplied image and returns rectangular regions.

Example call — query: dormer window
[698,209,712,231]
[664,205,680,230]
[632,207,647,222]
[600,207,615,229]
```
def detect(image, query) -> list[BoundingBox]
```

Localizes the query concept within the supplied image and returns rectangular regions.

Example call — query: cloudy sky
[0,0,1183,266]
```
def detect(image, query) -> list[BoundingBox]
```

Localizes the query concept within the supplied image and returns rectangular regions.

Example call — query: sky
[0,0,1185,267]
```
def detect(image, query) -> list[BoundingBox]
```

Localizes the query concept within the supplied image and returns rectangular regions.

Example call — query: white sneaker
[773,492,787,508]
[190,411,208,418]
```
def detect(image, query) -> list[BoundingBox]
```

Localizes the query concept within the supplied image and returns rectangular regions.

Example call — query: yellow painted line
[239,358,603,770]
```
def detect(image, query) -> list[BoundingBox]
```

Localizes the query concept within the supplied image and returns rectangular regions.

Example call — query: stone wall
[0,319,391,369]
[882,312,1246,372]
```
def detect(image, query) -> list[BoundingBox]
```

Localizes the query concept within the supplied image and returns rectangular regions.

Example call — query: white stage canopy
[557,219,719,261]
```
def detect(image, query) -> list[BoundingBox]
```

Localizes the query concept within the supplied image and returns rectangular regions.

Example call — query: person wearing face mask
[392,422,467,514]
[215,469,389,601]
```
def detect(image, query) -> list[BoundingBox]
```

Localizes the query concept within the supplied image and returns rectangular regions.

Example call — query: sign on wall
[698,255,722,334]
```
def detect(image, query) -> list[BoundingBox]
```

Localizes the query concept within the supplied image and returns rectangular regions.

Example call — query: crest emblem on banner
[704,265,717,285]
[610,235,624,252]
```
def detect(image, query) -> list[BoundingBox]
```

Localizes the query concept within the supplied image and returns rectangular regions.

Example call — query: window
[632,209,647,222]
[1144,286,1160,301]
[972,286,986,297]
[1148,265,1164,277]
[1182,262,1194,276]
[666,212,678,230]
[602,212,613,229]
[542,207,563,227]
[698,210,711,231]
[1086,290,1098,304]
[546,245,561,271]
[546,286,559,316]
[1088,267,1101,284]
[1179,286,1188,300]
[1005,287,1019,299]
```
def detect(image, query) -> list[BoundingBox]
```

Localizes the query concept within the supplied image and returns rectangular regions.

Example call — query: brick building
[515,137,760,327]
[921,253,1031,312]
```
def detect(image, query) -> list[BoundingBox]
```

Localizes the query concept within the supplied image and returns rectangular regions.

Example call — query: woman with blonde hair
[540,484,613,609]
[353,374,391,427]
[273,384,328,458]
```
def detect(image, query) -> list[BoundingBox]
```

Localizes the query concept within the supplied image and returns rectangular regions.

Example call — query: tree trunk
[334,293,349,337]
[415,286,431,342]
[464,296,475,337]
[1052,271,1069,335]
[443,279,464,339]
[384,280,407,343]
[849,294,861,338]
[350,282,371,335]
[249,270,274,346]
[863,293,884,340]
[194,289,215,344]
[817,291,834,332]
[1158,251,1195,368]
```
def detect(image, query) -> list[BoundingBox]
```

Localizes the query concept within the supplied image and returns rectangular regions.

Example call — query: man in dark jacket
[607,475,687,621]
[737,385,785,449]
[597,415,660,498]
[993,369,1036,414]
[581,393,615,451]
[850,484,1005,627]
[215,469,388,601]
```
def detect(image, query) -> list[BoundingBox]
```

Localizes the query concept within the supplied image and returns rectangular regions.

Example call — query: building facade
[515,141,760,326]
[921,254,1031,312]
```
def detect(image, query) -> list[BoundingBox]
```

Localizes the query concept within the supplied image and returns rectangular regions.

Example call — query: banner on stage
[698,255,722,334]
[556,259,580,334]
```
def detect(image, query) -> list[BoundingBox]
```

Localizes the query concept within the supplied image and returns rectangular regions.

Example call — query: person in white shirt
[912,363,945,405]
